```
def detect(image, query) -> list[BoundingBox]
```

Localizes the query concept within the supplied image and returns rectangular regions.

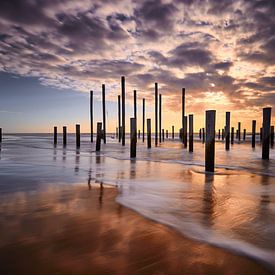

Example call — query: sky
[0,0,274,133]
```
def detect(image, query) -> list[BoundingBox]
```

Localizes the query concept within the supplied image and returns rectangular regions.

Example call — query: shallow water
[0,134,275,271]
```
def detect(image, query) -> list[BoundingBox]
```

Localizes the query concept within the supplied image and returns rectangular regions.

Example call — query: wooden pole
[142,98,145,142]
[116,127,118,139]
[199,128,202,140]
[130,118,137,158]
[271,126,274,147]
[218,129,220,140]
[243,129,246,141]
[155,83,158,146]
[252,120,256,148]
[182,88,185,144]
[102,84,106,144]
[166,130,168,139]
[63,126,67,146]
[159,94,162,143]
[162,129,164,142]
[222,128,224,140]
[260,127,262,142]
[147,118,151,148]
[231,127,234,145]
[121,76,126,146]
[90,90,93,142]
[134,90,137,121]
[0,128,2,143]
[225,112,230,150]
[238,122,241,141]
[138,130,141,139]
[262,107,271,160]
[118,95,121,142]
[76,124,80,148]
[236,129,238,139]
[205,110,216,172]
[172,126,174,139]
[54,126,57,145]
[202,128,205,143]
[184,116,187,148]
[189,114,193,152]
[96,122,102,151]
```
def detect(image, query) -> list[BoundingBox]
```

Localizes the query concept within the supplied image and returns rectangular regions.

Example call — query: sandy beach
[0,183,271,275]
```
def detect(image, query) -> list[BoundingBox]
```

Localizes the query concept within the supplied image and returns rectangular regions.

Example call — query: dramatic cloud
[0,0,274,115]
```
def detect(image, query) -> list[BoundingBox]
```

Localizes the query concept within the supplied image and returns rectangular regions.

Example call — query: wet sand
[0,183,270,275]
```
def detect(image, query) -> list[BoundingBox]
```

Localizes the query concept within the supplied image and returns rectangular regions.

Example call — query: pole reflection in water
[203,174,216,227]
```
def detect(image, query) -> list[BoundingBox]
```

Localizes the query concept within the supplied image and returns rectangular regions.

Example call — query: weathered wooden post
[205,110,216,172]
[199,128,202,140]
[121,76,126,146]
[222,128,224,140]
[130,118,137,158]
[166,130,168,139]
[63,126,67,146]
[162,129,165,142]
[236,129,238,139]
[90,90,93,142]
[54,126,57,145]
[225,112,230,150]
[147,118,151,149]
[189,114,193,152]
[182,88,185,144]
[102,84,106,144]
[238,122,241,141]
[142,98,145,142]
[252,120,256,148]
[202,127,205,143]
[231,127,234,145]
[243,129,246,141]
[159,94,162,143]
[134,90,137,121]
[172,126,174,139]
[118,95,121,142]
[76,124,80,148]
[218,129,221,140]
[271,126,274,147]
[184,116,188,148]
[138,130,141,139]
[96,122,102,151]
[262,107,271,160]
[155,83,158,146]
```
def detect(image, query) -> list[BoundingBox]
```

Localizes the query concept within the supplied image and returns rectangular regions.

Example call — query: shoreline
[0,183,271,274]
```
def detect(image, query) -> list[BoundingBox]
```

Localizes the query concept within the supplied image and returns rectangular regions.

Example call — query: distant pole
[236,129,238,139]
[218,129,220,140]
[90,91,93,142]
[202,128,205,143]
[184,116,188,148]
[76,124,80,148]
[252,120,256,148]
[182,88,185,144]
[243,129,246,141]
[172,126,174,139]
[155,83,158,146]
[262,107,271,160]
[159,94,162,143]
[231,127,234,145]
[54,126,57,145]
[130,118,137,158]
[63,126,67,146]
[96,122,102,151]
[238,122,241,141]
[147,118,151,149]
[134,90,137,121]
[189,114,193,152]
[116,127,118,139]
[138,130,141,139]
[271,126,274,147]
[142,98,145,142]
[0,128,2,143]
[199,128,202,140]
[222,128,224,140]
[162,129,164,142]
[205,110,216,172]
[166,130,168,139]
[121,76,126,146]
[102,84,106,144]
[225,112,230,150]
[118,95,121,142]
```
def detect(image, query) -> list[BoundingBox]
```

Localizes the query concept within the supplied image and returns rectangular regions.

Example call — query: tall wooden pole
[54,126,57,145]
[90,91,93,142]
[225,112,230,150]
[96,122,102,152]
[243,129,246,141]
[205,110,216,172]
[63,126,67,146]
[121,76,126,146]
[262,107,271,160]
[142,98,145,142]
[147,118,151,149]
[118,95,121,142]
[238,122,241,141]
[0,128,2,143]
[76,124,80,148]
[102,84,106,144]
[182,88,185,144]
[172,126,174,139]
[159,94,162,143]
[189,114,193,152]
[252,120,256,148]
[134,90,137,121]
[155,83,158,146]
[130,118,137,158]
[184,116,187,148]
[231,127,234,145]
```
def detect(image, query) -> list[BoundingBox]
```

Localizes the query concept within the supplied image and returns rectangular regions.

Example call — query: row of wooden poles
[50,76,273,172]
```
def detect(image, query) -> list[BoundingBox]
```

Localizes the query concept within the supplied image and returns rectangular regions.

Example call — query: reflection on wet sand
[0,183,269,275]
